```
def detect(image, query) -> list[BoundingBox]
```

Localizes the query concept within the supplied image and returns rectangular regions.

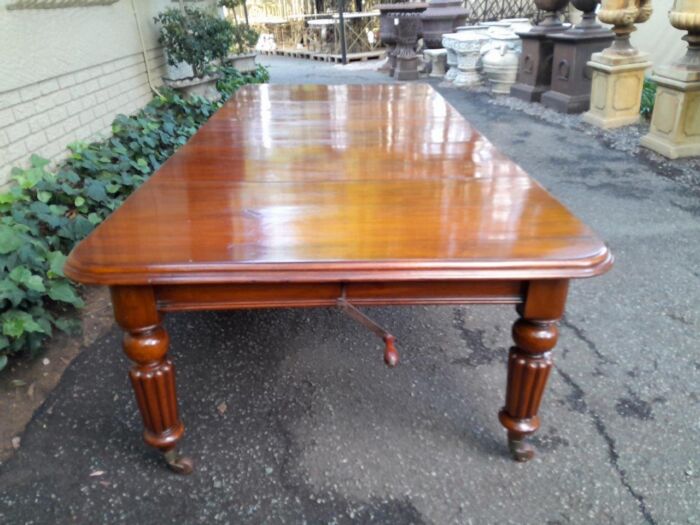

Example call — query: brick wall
[0,0,218,188]
[0,48,166,186]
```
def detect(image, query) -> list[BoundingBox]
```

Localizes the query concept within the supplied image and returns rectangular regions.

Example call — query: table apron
[155,280,525,312]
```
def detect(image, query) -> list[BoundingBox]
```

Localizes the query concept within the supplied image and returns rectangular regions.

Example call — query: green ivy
[640,78,656,119]
[0,65,269,371]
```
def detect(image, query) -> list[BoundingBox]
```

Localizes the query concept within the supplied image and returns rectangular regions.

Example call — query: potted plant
[219,0,259,73]
[154,6,234,100]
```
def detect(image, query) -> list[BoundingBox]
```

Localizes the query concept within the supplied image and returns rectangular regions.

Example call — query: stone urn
[378,3,402,73]
[421,0,469,49]
[378,3,428,75]
[640,0,700,158]
[533,0,571,32]
[597,0,653,56]
[452,27,490,88]
[570,0,606,28]
[482,28,522,94]
[668,0,700,67]
[582,0,653,128]
[394,12,425,80]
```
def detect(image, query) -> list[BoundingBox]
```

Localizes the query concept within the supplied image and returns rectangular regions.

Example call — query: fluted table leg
[498,280,568,462]
[111,286,192,474]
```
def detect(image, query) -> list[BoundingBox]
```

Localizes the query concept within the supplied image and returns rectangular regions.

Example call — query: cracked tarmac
[0,56,698,524]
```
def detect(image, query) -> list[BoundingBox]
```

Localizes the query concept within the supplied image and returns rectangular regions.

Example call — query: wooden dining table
[65,83,613,474]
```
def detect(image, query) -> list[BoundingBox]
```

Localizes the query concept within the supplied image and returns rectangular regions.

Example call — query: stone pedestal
[542,13,614,113]
[424,48,448,77]
[641,67,700,158]
[582,0,653,128]
[452,27,490,88]
[582,51,651,128]
[640,0,700,158]
[442,33,459,81]
[510,0,571,102]
[511,27,568,102]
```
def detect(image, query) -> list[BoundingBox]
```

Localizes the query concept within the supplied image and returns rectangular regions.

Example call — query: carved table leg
[498,280,568,462]
[111,286,192,474]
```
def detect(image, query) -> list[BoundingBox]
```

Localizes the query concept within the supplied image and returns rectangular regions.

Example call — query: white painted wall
[0,0,216,186]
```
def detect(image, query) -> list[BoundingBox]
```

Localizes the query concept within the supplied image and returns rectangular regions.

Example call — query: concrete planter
[452,27,490,88]
[481,29,521,94]
[225,53,258,74]
[163,73,222,101]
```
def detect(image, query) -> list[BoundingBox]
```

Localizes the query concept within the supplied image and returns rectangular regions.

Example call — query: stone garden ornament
[510,0,571,102]
[541,0,615,113]
[641,0,700,158]
[582,0,653,128]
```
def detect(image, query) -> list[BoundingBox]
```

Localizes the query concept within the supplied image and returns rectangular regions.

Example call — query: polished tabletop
[65,84,612,285]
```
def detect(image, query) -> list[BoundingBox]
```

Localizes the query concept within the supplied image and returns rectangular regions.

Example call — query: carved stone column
[510,0,571,102]
[452,27,490,88]
[541,0,615,113]
[442,32,460,81]
[641,0,700,158]
[424,48,448,77]
[582,0,653,128]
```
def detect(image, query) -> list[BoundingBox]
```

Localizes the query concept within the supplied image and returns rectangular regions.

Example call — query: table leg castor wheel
[508,437,535,462]
[164,449,194,475]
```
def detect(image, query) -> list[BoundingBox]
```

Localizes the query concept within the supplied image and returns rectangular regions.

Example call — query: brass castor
[164,449,194,474]
[508,437,535,462]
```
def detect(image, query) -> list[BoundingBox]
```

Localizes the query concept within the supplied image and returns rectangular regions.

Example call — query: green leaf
[47,251,67,278]
[47,281,84,307]
[2,310,47,337]
[9,266,46,292]
[74,196,85,207]
[0,354,7,371]
[0,191,21,205]
[37,191,52,203]
[0,225,23,254]
[54,316,81,335]
[30,154,51,169]
[0,280,25,307]
[85,180,108,203]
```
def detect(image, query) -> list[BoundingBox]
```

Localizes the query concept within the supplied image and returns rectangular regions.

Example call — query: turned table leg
[111,286,192,474]
[498,280,569,462]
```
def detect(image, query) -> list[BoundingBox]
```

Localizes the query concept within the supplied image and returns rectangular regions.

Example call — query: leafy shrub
[231,24,259,55]
[640,78,656,119]
[0,66,269,371]
[155,7,234,78]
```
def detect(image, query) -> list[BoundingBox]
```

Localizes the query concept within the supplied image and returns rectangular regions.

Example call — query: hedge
[0,65,270,371]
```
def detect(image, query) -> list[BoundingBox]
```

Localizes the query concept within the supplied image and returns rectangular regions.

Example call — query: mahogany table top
[65,84,612,286]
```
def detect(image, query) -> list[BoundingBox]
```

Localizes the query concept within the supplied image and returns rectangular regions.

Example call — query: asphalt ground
[0,56,698,525]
